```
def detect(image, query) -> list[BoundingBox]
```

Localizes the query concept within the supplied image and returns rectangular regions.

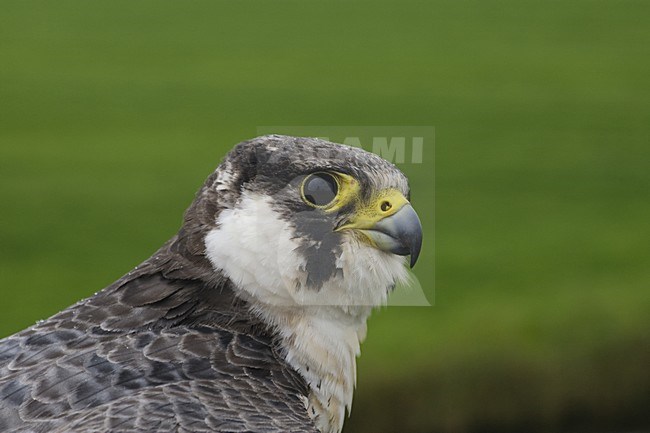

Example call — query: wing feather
[0,249,317,433]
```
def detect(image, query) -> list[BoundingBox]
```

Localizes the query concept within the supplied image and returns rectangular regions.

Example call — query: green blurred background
[1,1,649,432]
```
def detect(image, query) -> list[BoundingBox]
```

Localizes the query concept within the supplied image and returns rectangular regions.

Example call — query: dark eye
[302,172,339,207]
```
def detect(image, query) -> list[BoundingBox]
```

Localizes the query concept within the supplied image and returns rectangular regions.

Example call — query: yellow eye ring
[301,172,340,208]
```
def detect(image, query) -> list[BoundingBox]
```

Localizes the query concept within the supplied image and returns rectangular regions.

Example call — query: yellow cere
[336,186,410,231]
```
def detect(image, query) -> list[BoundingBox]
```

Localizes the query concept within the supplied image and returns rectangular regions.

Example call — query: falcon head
[186,135,422,308]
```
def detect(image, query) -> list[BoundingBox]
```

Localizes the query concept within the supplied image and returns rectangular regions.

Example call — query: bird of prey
[0,135,423,433]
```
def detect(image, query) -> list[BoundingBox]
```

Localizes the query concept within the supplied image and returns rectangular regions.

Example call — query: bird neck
[255,304,371,433]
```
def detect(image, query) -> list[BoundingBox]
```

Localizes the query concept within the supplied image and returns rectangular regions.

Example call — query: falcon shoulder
[0,241,318,433]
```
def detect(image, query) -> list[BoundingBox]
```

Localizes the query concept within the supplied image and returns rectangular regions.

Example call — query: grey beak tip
[408,223,422,268]
[400,204,423,268]
[409,251,420,268]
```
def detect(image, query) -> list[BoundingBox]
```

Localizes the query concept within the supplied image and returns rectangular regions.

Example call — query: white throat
[204,192,408,433]
[254,305,369,433]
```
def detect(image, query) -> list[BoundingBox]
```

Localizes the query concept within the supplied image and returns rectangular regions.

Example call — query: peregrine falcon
[0,135,423,433]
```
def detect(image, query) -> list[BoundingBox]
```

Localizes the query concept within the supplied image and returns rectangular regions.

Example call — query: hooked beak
[336,190,423,268]
[359,204,423,268]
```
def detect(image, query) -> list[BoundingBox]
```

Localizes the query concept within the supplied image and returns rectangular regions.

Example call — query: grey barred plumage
[0,135,422,433]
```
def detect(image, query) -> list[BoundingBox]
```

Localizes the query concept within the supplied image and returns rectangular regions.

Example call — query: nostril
[380,201,392,212]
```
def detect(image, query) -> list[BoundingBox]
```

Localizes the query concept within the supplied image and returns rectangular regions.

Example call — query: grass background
[1,1,649,432]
